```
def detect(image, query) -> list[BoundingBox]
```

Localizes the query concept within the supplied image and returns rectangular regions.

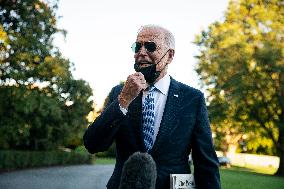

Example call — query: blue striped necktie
[142,86,155,152]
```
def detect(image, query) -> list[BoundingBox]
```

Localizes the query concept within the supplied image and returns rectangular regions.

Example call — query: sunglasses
[131,41,157,53]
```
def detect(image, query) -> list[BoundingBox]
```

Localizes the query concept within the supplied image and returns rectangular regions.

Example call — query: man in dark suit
[83,25,220,189]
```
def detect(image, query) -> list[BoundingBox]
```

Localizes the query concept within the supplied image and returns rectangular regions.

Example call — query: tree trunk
[224,143,237,161]
[276,72,284,176]
[275,126,284,176]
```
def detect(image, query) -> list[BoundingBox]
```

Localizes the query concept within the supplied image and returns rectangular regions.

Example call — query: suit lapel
[127,92,146,152]
[149,78,181,155]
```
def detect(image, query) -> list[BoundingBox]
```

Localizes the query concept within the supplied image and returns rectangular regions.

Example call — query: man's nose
[138,45,148,56]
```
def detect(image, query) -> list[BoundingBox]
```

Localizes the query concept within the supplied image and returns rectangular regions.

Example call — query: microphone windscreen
[119,152,157,189]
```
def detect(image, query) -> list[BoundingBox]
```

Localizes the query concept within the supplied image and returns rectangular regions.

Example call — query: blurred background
[0,0,284,188]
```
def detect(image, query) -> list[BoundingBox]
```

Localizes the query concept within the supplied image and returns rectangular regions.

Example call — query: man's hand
[118,72,147,109]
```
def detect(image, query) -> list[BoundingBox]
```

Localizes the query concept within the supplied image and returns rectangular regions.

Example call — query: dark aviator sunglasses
[131,41,157,53]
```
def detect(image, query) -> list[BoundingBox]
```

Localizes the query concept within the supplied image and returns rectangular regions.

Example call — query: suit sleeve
[83,85,125,154]
[192,93,221,189]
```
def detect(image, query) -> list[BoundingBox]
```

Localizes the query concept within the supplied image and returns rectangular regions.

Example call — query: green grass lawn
[94,158,284,189]
[93,157,116,164]
[225,165,277,175]
[220,168,284,189]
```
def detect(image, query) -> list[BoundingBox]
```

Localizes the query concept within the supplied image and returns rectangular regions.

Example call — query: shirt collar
[153,74,170,96]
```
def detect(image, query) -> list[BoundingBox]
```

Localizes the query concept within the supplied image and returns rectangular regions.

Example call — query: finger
[135,72,144,78]
[132,74,143,81]
[134,72,141,77]
[131,73,141,82]
[135,72,142,75]
[139,72,144,79]
[141,83,148,90]
[136,77,146,85]
[140,78,146,84]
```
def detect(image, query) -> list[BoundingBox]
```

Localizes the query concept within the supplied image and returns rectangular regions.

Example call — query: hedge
[96,143,116,158]
[0,150,93,170]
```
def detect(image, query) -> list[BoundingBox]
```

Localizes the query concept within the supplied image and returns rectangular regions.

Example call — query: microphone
[119,152,157,189]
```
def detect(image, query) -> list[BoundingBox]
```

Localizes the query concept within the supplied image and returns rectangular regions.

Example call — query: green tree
[0,0,93,150]
[194,0,284,175]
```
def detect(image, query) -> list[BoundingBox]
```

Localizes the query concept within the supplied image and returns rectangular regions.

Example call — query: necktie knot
[148,85,155,92]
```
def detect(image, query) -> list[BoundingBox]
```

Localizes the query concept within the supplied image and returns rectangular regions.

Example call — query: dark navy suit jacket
[83,78,220,189]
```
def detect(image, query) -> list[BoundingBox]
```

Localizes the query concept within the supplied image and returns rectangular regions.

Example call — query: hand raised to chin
[118,72,148,109]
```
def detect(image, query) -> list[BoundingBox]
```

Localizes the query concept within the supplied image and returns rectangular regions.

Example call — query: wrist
[118,93,130,109]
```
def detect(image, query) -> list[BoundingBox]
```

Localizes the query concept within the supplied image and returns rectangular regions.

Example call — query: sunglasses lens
[131,42,141,53]
[145,42,156,52]
[131,42,157,53]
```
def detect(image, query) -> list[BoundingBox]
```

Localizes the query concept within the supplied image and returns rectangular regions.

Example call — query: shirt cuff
[119,103,128,115]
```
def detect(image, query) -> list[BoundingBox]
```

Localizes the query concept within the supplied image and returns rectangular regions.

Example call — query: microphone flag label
[170,174,195,189]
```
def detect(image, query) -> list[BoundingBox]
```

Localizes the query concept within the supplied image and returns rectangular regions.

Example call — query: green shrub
[0,150,93,170]
[95,143,116,158]
[74,145,89,154]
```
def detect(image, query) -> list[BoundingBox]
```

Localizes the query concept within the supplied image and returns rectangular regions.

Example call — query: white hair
[138,24,175,50]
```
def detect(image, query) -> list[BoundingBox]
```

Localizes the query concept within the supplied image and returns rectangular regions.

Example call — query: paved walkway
[0,165,114,189]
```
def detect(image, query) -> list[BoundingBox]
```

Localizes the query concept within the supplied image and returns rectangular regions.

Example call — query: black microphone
[119,152,157,189]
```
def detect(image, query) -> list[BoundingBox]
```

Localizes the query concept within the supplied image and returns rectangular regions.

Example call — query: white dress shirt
[119,74,170,143]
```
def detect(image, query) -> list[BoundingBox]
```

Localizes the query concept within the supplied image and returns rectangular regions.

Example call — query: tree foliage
[0,0,93,150]
[194,0,284,175]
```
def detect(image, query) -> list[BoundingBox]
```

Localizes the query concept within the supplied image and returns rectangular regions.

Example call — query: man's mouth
[137,60,153,68]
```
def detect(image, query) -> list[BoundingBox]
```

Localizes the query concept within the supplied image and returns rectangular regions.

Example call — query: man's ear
[167,49,175,64]
[169,49,175,58]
